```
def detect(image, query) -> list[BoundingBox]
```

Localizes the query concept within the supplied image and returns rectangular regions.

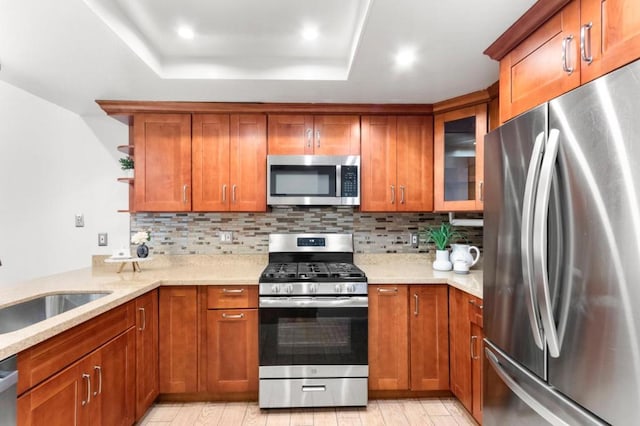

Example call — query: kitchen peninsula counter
[0,253,482,359]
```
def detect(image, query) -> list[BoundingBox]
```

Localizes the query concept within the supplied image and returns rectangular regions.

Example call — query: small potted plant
[119,156,134,177]
[421,223,466,271]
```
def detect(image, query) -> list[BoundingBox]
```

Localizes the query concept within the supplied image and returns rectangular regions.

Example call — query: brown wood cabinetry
[206,286,258,395]
[361,116,433,212]
[133,114,192,211]
[159,287,199,393]
[267,114,360,155]
[449,287,484,423]
[434,105,487,212]
[496,0,640,123]
[369,284,449,392]
[192,114,267,212]
[135,290,159,420]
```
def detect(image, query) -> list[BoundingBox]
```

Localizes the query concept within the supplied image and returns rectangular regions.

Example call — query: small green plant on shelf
[119,156,134,170]
[421,223,467,251]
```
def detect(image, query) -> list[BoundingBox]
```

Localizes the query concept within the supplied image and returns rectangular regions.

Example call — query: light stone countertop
[0,253,482,360]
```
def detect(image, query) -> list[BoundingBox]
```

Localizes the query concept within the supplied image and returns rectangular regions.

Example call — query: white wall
[0,80,130,285]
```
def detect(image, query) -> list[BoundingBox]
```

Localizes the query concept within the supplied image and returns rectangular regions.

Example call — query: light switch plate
[75,214,84,227]
[219,231,233,243]
[98,233,108,246]
[410,232,419,248]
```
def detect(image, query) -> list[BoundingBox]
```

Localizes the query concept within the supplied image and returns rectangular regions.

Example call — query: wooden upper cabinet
[192,114,267,212]
[361,115,433,212]
[134,114,192,211]
[434,104,487,212]
[580,0,640,84]
[499,0,580,122]
[268,114,360,155]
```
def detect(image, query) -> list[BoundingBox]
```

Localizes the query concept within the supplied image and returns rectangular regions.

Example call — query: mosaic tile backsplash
[130,207,483,255]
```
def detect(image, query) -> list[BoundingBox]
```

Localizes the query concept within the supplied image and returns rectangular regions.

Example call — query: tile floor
[139,397,477,425]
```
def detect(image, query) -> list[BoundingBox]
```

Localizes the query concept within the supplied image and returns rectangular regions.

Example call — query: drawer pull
[377,287,398,294]
[93,366,102,396]
[469,299,484,309]
[222,288,245,294]
[302,385,326,392]
[138,307,146,331]
[81,373,91,406]
[222,313,245,319]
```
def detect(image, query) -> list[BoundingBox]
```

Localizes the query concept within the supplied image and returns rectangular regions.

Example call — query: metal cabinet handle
[414,293,419,316]
[400,186,405,204]
[468,299,484,310]
[222,288,245,294]
[580,22,593,64]
[138,307,146,331]
[561,35,574,75]
[182,184,189,204]
[306,129,313,148]
[81,373,91,406]
[232,184,237,203]
[316,130,321,148]
[377,287,398,294]
[479,181,484,202]
[93,366,102,396]
[390,185,395,204]
[302,385,326,392]
[221,312,245,319]
[470,336,479,360]
[222,184,227,202]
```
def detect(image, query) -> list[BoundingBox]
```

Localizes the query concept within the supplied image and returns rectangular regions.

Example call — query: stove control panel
[259,282,368,296]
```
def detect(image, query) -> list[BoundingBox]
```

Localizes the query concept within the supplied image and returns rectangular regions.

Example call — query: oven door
[259,296,368,378]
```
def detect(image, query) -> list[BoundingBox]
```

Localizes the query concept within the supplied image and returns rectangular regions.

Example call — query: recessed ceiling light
[395,48,417,68]
[177,25,195,40]
[301,25,319,41]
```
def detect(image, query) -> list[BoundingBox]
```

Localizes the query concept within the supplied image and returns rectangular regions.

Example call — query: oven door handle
[259,296,368,308]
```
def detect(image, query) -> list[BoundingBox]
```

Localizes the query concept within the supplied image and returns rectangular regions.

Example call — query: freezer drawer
[484,341,605,426]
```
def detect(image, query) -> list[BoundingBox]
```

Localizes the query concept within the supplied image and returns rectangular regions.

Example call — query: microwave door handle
[521,131,546,350]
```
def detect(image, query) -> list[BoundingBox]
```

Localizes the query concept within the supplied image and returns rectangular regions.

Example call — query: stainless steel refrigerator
[484,58,640,425]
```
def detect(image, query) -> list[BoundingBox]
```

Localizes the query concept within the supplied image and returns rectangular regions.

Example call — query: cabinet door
[135,290,159,420]
[229,114,267,212]
[99,329,136,426]
[159,287,198,393]
[449,287,472,411]
[206,309,258,393]
[581,0,640,83]
[192,114,230,211]
[361,116,397,212]
[396,116,434,212]
[434,104,487,212]
[409,285,449,390]
[133,114,192,211]
[267,114,314,155]
[499,0,580,122]
[313,115,360,155]
[368,285,409,391]
[471,322,484,424]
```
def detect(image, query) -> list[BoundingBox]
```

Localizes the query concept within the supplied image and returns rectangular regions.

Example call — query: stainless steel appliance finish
[258,233,368,408]
[0,291,111,334]
[484,58,640,425]
[267,155,360,206]
[0,355,17,426]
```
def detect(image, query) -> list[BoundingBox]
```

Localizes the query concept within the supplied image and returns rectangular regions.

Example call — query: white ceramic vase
[432,249,453,271]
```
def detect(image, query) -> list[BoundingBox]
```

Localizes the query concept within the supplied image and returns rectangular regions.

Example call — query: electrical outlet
[219,231,233,243]
[75,214,84,227]
[410,232,419,248]
[98,233,108,246]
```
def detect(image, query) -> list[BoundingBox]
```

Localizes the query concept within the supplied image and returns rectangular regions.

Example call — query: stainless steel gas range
[258,233,368,409]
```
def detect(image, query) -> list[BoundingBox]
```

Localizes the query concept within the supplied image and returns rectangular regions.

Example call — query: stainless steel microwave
[267,155,360,206]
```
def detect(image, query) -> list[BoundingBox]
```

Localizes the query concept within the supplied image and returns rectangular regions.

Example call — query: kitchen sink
[0,292,111,334]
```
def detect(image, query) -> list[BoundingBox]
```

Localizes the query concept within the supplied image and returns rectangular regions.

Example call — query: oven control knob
[309,283,318,293]
[346,284,356,293]
[285,284,294,294]
[271,284,281,294]
[335,284,343,293]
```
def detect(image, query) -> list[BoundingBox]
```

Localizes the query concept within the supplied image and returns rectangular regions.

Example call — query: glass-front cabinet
[434,104,487,211]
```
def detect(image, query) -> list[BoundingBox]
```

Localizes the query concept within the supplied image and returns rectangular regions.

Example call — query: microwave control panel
[341,166,359,197]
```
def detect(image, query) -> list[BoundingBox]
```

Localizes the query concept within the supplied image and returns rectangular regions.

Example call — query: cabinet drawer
[207,286,258,309]
[468,296,483,328]
[17,301,135,395]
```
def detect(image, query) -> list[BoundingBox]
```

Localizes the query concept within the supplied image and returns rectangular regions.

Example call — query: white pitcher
[449,244,480,268]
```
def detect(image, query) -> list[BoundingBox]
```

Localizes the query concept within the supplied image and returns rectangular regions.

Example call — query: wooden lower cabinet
[18,329,136,426]
[159,286,199,393]
[369,284,449,392]
[135,289,159,420]
[471,321,484,424]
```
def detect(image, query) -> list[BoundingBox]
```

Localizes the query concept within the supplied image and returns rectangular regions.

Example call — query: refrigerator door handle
[533,128,562,357]
[521,131,546,350]
[485,346,569,426]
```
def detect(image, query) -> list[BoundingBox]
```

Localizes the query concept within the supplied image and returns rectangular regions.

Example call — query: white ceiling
[0,0,537,116]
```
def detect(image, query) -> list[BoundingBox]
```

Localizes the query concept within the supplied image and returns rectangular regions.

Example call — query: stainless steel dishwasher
[0,355,17,426]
